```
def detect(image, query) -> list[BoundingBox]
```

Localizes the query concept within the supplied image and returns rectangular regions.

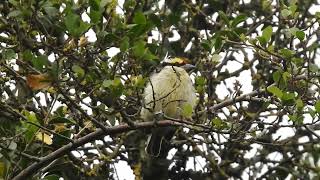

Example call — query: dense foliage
[1,0,320,179]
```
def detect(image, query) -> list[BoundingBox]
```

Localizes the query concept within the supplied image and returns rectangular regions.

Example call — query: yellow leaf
[46,87,56,93]
[63,38,76,52]
[36,132,53,145]
[132,163,142,180]
[26,74,52,91]
[166,57,190,65]
[83,121,95,131]
[54,123,67,133]
[78,36,88,47]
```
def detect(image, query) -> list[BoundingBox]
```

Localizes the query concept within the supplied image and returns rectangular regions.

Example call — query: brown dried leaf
[26,74,52,91]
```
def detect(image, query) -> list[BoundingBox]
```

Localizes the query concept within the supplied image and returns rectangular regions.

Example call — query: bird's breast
[142,66,196,119]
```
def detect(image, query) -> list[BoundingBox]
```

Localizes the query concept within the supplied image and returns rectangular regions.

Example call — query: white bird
[141,57,197,157]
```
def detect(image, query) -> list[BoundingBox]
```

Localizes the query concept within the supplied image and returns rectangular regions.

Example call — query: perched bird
[141,57,197,157]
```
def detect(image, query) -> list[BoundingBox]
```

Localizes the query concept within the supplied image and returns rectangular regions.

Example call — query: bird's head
[162,57,195,72]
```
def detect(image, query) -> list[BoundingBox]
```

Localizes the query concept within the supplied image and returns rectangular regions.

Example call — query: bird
[141,57,197,157]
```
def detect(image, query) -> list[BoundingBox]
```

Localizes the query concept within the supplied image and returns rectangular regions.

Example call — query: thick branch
[12,120,180,180]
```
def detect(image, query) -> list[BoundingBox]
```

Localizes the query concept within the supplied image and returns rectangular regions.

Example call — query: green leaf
[195,76,206,86]
[102,80,113,87]
[296,30,305,41]
[288,114,303,123]
[211,117,227,129]
[292,57,304,66]
[315,101,320,113]
[296,98,304,110]
[52,129,71,146]
[21,111,40,143]
[279,48,294,58]
[262,26,273,43]
[212,117,222,127]
[309,64,319,73]
[132,40,146,57]
[89,10,102,24]
[272,70,282,83]
[289,28,305,41]
[133,11,146,25]
[257,37,266,46]
[54,106,68,116]
[218,11,229,26]
[240,33,246,41]
[231,14,247,27]
[120,36,130,52]
[103,78,124,97]
[65,12,90,37]
[123,0,136,12]
[282,72,290,83]
[8,0,18,6]
[32,55,49,71]
[72,65,85,78]
[110,78,124,97]
[149,14,161,27]
[289,27,298,37]
[167,13,181,25]
[281,92,295,101]
[49,117,76,125]
[288,114,296,121]
[50,62,60,79]
[89,0,102,24]
[281,92,296,106]
[41,1,58,17]
[2,49,16,60]
[267,85,283,98]
[262,0,272,11]
[43,6,58,17]
[281,9,291,18]
[7,10,21,18]
[142,50,158,61]
[89,0,100,10]
[214,36,223,52]
[43,175,60,180]
[65,12,79,35]
[289,4,297,14]
[201,39,212,52]
[234,27,248,36]
[100,0,111,8]
[182,103,193,118]
[257,26,273,46]
[113,78,122,87]
[272,70,289,89]
[22,50,33,61]
[246,112,257,118]
[133,75,146,88]
[227,30,241,40]
[267,45,274,52]
[289,0,297,5]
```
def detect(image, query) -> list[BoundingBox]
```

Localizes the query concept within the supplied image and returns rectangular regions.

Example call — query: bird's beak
[182,64,196,73]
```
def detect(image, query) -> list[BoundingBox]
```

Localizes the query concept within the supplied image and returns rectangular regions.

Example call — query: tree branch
[12,120,181,180]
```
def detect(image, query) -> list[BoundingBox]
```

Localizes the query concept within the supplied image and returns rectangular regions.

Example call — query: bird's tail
[145,133,164,157]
